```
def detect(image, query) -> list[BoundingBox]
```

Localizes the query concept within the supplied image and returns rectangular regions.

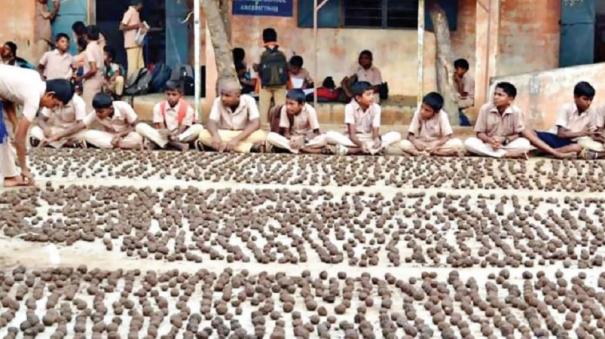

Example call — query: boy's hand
[43,126,53,137]
[211,136,222,151]
[372,138,382,149]
[111,135,121,148]
[224,139,238,152]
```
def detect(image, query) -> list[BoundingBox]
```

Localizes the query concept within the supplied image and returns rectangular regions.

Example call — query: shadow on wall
[491,62,605,130]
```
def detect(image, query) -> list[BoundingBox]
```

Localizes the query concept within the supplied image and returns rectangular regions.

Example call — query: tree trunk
[219,0,232,41]
[429,3,459,125]
[203,0,237,84]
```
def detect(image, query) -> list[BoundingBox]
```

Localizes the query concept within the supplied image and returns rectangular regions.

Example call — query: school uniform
[353,65,383,103]
[30,94,87,148]
[122,6,144,79]
[82,40,105,113]
[455,73,475,109]
[577,106,605,152]
[104,62,125,97]
[136,99,204,148]
[266,103,326,153]
[400,108,464,154]
[39,49,73,80]
[533,102,598,150]
[465,103,532,157]
[325,99,401,154]
[199,94,267,153]
[289,68,313,89]
[0,65,46,179]
[82,101,143,149]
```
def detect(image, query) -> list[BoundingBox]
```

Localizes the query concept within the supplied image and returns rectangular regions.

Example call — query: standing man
[34,0,61,62]
[0,64,74,186]
[120,0,145,80]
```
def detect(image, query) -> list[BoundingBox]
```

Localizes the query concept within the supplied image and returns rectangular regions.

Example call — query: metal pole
[194,0,201,117]
[417,0,425,107]
[313,0,328,108]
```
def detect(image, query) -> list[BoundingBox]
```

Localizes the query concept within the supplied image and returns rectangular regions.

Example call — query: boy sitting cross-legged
[325,81,401,155]
[266,89,326,154]
[82,92,144,149]
[136,80,204,151]
[400,92,465,156]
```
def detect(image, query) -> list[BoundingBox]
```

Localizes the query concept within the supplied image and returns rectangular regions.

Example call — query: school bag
[259,47,288,87]
[125,68,153,96]
[159,99,195,127]
[149,63,172,93]
[171,64,195,96]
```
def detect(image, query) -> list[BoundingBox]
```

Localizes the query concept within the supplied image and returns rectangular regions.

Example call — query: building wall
[496,0,561,77]
[0,1,36,62]
[492,62,605,130]
[228,0,477,97]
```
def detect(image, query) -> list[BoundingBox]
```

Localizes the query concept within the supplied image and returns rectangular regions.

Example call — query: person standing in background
[34,0,61,62]
[78,26,104,113]
[120,0,145,80]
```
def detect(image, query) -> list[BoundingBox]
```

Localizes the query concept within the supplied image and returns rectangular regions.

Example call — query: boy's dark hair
[286,89,306,104]
[232,47,245,63]
[4,41,17,56]
[130,0,143,6]
[289,55,303,68]
[454,58,470,70]
[86,25,100,41]
[496,82,517,98]
[55,33,70,42]
[262,28,277,43]
[422,92,444,112]
[92,92,113,109]
[235,61,246,72]
[351,81,372,97]
[77,37,87,52]
[45,79,74,105]
[165,80,182,93]
[359,50,373,60]
[574,81,595,99]
[72,21,87,36]
[104,46,115,60]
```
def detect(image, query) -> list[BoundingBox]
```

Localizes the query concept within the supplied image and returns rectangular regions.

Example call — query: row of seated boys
[30,78,605,159]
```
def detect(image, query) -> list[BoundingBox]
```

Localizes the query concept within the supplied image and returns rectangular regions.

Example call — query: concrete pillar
[474,0,500,117]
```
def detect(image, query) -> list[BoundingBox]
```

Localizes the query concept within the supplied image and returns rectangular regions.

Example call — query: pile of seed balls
[1,149,604,338]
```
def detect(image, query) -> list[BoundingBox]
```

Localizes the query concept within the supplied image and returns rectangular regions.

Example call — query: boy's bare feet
[4,176,33,187]
[553,151,577,159]
[504,150,529,159]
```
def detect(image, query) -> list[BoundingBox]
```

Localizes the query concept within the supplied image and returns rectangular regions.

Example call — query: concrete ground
[1,149,605,338]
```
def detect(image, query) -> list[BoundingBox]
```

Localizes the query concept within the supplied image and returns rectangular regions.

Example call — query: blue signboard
[232,0,293,17]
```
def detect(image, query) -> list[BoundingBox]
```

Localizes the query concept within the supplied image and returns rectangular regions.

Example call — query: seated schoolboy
[464,82,533,158]
[400,92,465,156]
[341,50,382,103]
[453,58,474,109]
[522,81,596,159]
[579,107,605,159]
[82,92,143,149]
[266,89,325,154]
[325,81,401,155]
[288,56,313,89]
[198,79,266,153]
[103,47,125,99]
[136,80,204,151]
[30,93,87,148]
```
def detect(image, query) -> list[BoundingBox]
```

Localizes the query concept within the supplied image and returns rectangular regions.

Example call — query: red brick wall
[497,0,560,76]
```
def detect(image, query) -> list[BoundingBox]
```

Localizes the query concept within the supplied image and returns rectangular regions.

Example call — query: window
[343,0,419,28]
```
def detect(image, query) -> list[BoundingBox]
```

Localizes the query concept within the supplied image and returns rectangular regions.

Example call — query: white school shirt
[0,65,46,122]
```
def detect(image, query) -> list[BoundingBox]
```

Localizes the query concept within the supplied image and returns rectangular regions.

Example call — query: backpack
[125,68,153,96]
[149,64,172,93]
[171,64,195,96]
[259,47,288,87]
[159,99,194,127]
